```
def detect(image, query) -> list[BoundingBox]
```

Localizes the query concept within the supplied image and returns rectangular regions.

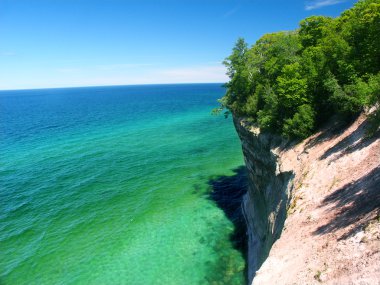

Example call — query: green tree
[283,104,315,139]
[223,38,251,114]
[299,16,333,48]
[220,0,380,139]
[277,62,308,115]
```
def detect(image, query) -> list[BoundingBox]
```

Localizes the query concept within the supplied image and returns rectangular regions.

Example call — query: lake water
[0,83,246,284]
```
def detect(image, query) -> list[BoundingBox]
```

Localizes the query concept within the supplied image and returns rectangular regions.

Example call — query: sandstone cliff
[233,114,380,284]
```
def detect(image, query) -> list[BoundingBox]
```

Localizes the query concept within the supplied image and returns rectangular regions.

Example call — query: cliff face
[233,117,294,281]
[233,115,380,284]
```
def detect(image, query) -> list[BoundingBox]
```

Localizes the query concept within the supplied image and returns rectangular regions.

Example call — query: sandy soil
[253,114,380,285]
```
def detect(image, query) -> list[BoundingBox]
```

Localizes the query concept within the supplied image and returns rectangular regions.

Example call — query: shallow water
[0,84,245,284]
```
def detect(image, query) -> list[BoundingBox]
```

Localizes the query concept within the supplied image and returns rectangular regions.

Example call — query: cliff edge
[234,114,380,284]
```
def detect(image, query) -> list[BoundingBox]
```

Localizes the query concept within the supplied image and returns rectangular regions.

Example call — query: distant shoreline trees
[220,0,380,139]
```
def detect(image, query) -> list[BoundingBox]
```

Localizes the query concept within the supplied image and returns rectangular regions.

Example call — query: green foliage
[257,85,279,130]
[222,38,251,114]
[324,74,362,117]
[283,104,315,139]
[340,0,380,75]
[299,16,333,48]
[277,62,309,112]
[220,0,380,139]
[366,73,380,134]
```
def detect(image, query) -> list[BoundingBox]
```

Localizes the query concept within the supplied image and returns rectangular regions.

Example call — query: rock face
[233,114,380,285]
[233,117,294,282]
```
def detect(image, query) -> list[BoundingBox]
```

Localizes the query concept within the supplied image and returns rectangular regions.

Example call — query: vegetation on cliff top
[219,0,380,139]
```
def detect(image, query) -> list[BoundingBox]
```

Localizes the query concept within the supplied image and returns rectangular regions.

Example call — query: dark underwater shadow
[206,166,249,284]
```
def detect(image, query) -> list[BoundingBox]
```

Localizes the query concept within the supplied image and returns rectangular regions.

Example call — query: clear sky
[0,0,357,90]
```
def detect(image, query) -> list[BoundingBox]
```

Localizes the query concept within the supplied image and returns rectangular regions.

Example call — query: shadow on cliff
[303,116,352,151]
[301,115,379,162]
[313,166,380,240]
[206,166,249,283]
[318,118,380,161]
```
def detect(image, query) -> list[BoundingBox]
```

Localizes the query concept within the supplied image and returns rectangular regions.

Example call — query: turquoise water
[0,84,245,285]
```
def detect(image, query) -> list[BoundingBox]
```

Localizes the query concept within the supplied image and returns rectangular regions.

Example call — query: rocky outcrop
[233,117,294,282]
[233,114,380,284]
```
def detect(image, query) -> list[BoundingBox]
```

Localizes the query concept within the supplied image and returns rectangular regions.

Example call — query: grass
[314,270,322,282]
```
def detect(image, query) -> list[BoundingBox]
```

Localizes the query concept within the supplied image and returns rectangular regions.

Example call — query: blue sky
[0,0,357,90]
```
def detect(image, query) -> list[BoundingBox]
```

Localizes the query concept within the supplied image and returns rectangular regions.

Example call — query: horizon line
[0,82,227,92]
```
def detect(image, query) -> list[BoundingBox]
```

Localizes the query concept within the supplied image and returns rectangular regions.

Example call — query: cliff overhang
[233,116,294,281]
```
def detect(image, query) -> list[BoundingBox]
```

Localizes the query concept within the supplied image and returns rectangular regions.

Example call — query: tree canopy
[221,0,380,139]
